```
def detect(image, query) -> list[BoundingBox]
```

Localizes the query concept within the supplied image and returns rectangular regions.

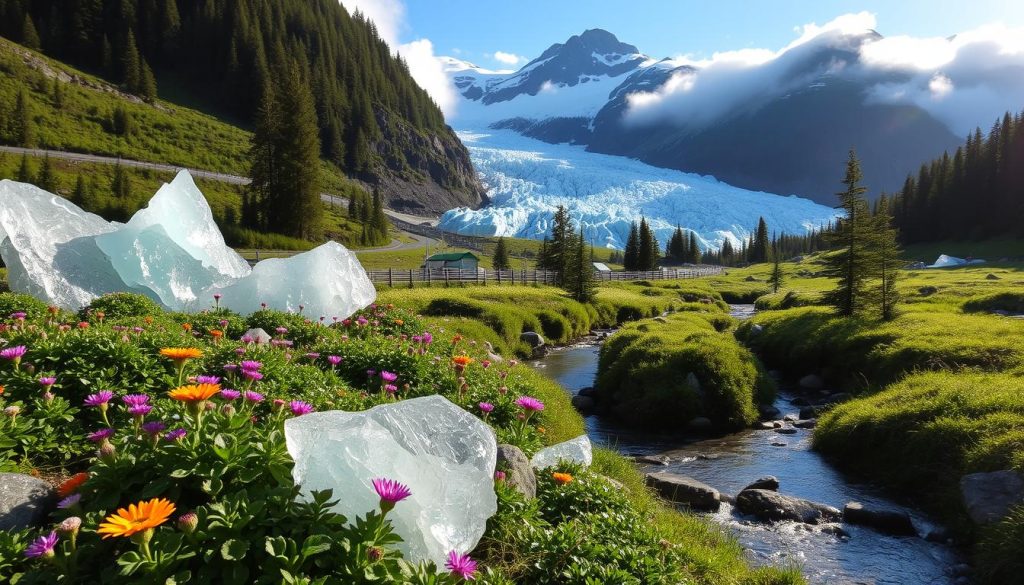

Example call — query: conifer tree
[369,188,388,244]
[139,59,158,101]
[751,217,770,263]
[637,217,659,270]
[567,226,595,302]
[492,237,511,271]
[687,232,701,264]
[667,226,685,263]
[823,149,874,316]
[71,174,89,207]
[12,90,33,147]
[36,154,56,192]
[122,30,142,91]
[623,222,640,270]
[539,206,573,284]
[872,195,902,321]
[110,163,130,199]
[16,153,33,183]
[22,13,41,50]
[768,245,784,293]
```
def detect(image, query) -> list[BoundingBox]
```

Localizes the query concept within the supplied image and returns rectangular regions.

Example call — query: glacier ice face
[199,241,376,320]
[0,172,375,318]
[438,129,842,251]
[531,435,593,470]
[284,396,498,566]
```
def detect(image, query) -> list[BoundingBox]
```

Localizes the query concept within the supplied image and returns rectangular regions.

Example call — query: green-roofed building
[423,252,480,271]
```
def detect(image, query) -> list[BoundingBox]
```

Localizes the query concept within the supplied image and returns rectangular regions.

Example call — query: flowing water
[529,306,965,585]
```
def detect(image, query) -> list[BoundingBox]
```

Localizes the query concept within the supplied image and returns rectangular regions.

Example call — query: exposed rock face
[843,502,917,536]
[520,332,545,348]
[742,476,780,492]
[735,489,841,524]
[645,472,721,511]
[496,444,536,499]
[0,473,55,531]
[960,470,1024,525]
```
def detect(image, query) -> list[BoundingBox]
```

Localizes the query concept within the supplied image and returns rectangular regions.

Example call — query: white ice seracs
[284,396,498,566]
[531,435,593,469]
[0,171,376,318]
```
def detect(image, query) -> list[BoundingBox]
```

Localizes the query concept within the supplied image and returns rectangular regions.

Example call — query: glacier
[0,171,376,318]
[437,129,842,250]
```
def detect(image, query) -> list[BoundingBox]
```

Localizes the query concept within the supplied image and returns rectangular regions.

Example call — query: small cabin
[424,252,479,271]
[592,262,612,272]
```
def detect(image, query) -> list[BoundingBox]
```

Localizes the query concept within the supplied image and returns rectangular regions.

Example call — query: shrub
[81,292,163,320]
[0,292,51,320]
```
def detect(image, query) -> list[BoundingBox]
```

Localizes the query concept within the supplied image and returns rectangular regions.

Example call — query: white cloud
[341,0,458,117]
[623,13,1024,137]
[492,51,524,65]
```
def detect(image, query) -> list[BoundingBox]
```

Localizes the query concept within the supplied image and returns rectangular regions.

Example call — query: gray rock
[771,441,787,447]
[793,419,818,429]
[496,444,536,500]
[241,327,272,344]
[783,414,798,422]
[634,454,671,466]
[986,273,1001,280]
[685,372,701,393]
[756,421,777,430]
[570,395,595,412]
[820,524,849,538]
[918,286,938,296]
[719,493,736,504]
[686,416,713,432]
[645,472,721,511]
[843,502,917,536]
[758,405,781,419]
[774,427,798,435]
[960,470,1024,524]
[742,476,780,492]
[799,406,823,419]
[519,331,545,348]
[748,324,764,337]
[735,489,841,524]
[0,473,56,531]
[798,374,824,390]
[924,526,951,543]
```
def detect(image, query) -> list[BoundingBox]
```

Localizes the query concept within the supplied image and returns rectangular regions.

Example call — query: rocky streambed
[530,316,969,585]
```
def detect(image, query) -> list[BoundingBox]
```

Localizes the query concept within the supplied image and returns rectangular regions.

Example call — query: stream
[529,305,965,585]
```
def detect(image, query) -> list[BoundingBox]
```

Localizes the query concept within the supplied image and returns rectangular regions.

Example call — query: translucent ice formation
[284,396,498,566]
[0,172,375,318]
[531,435,593,469]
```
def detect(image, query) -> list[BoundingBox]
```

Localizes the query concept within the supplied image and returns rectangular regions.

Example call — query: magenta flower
[165,428,187,442]
[234,347,246,355]
[122,394,150,407]
[132,326,143,333]
[223,364,238,373]
[372,477,412,513]
[87,428,114,443]
[213,293,222,300]
[10,311,26,320]
[83,391,114,407]
[24,531,59,559]
[0,345,27,360]
[366,369,377,377]
[445,550,478,580]
[240,360,262,371]
[305,352,321,360]
[384,384,398,394]
[478,402,494,413]
[242,370,264,381]
[357,317,368,326]
[243,390,265,403]
[327,355,342,366]
[142,421,166,436]
[275,327,288,334]
[128,404,152,417]
[289,401,314,416]
[219,389,241,400]
[195,375,221,384]
[380,371,398,383]
[515,396,545,412]
[422,332,433,344]
[57,494,82,509]
[38,377,56,387]
[494,471,506,481]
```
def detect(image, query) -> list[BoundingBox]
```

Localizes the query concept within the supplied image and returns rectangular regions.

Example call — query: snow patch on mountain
[439,130,841,250]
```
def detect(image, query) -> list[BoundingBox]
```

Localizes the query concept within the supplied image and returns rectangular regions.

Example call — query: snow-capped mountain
[444,28,970,205]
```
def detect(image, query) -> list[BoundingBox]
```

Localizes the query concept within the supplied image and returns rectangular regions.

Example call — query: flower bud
[177,511,198,534]
[98,442,117,463]
[42,391,55,403]
[367,546,383,562]
[220,404,236,417]
[58,516,82,536]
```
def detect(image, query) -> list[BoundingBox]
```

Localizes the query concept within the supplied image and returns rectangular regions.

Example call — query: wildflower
[209,329,223,340]
[42,391,55,402]
[38,376,56,388]
[243,390,264,403]
[452,355,473,373]
[445,550,478,580]
[168,384,220,403]
[97,498,175,539]
[87,428,115,443]
[84,390,114,408]
[0,345,27,369]
[4,404,21,421]
[10,311,26,320]
[128,404,152,418]
[58,516,81,535]
[290,400,314,416]
[422,332,433,344]
[367,546,383,562]
[57,472,89,498]
[133,327,143,333]
[305,352,321,360]
[366,369,376,377]
[164,428,187,442]
[122,394,150,407]
[219,389,240,400]
[372,478,411,514]
[356,317,368,326]
[275,327,288,335]
[272,398,286,411]
[508,359,519,367]
[182,323,193,333]
[327,355,342,366]
[141,421,166,436]
[57,494,82,509]
[219,319,229,328]
[98,442,117,463]
[240,360,262,371]
[494,471,506,481]
[481,360,491,369]
[24,531,59,560]
[478,402,494,414]
[77,321,89,329]
[242,369,263,382]
[380,371,398,383]
[176,511,198,534]
[220,404,236,417]
[161,347,202,384]
[384,384,398,395]
[452,334,463,343]
[515,396,544,413]
[552,472,573,485]
[195,375,221,384]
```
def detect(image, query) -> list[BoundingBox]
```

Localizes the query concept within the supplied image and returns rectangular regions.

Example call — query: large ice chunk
[200,241,376,319]
[531,435,593,469]
[284,396,497,566]
[126,171,250,280]
[0,180,127,309]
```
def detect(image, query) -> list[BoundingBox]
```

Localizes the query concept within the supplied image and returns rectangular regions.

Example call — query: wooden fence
[365,266,722,287]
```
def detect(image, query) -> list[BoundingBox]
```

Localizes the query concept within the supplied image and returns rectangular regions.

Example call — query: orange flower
[393,319,404,326]
[168,383,220,402]
[0,385,4,395]
[552,472,573,485]
[160,347,203,361]
[57,472,90,498]
[209,329,223,338]
[182,323,193,332]
[452,334,463,343]
[144,316,153,325]
[97,498,176,539]
[452,355,474,367]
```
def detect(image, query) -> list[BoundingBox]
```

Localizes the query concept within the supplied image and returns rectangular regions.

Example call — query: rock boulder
[960,470,1024,525]
[645,472,720,511]
[735,489,841,524]
[496,444,536,499]
[843,502,916,536]
[0,473,56,531]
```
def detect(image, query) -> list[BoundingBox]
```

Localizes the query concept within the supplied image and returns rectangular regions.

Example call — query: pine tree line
[537,206,595,301]
[889,109,1024,243]
[622,218,661,271]
[1,0,448,174]
[345,188,390,247]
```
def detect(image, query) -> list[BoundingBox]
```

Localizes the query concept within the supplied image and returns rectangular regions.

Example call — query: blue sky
[400,0,1024,67]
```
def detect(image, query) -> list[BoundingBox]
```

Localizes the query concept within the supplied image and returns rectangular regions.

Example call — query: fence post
[388,268,393,287]
[444,269,449,287]
[497,270,502,285]
[427,268,431,286]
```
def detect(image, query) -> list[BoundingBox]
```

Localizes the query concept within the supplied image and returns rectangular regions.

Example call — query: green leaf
[170,468,191,478]
[220,538,249,561]
[300,534,332,558]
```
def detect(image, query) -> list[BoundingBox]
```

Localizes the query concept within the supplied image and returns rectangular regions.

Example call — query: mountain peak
[536,28,641,62]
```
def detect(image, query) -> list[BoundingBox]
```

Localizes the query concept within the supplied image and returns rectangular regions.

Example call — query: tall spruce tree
[623,222,640,270]
[492,237,511,271]
[110,163,130,199]
[667,226,686,263]
[768,245,784,293]
[751,217,770,263]
[539,206,573,284]
[21,13,41,50]
[823,149,874,316]
[637,217,659,270]
[567,226,596,302]
[12,90,33,147]
[872,195,902,321]
[16,153,32,183]
[687,232,701,264]
[36,154,56,192]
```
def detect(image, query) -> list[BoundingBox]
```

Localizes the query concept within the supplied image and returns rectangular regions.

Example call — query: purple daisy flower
[223,364,238,373]
[372,477,412,513]
[128,404,152,417]
[122,394,150,407]
[366,369,377,377]
[0,345,27,360]
[38,377,56,387]
[304,352,321,360]
[243,390,264,403]
[240,360,262,371]
[195,375,221,384]
[24,531,59,559]
[87,428,114,443]
[515,396,545,412]
[380,371,398,383]
[242,369,263,381]
[164,428,187,442]
[83,390,114,407]
[141,421,166,436]
[57,494,82,509]
[384,384,398,394]
[219,389,241,400]
[478,402,494,413]
[289,400,314,416]
[275,327,288,334]
[327,355,342,366]
[445,550,478,580]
